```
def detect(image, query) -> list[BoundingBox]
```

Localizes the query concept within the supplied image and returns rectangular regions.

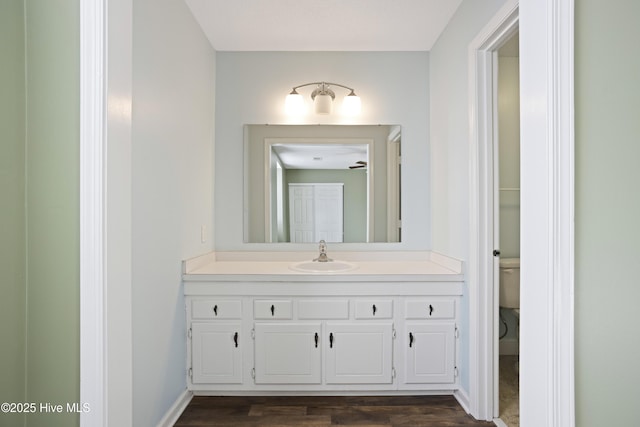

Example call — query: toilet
[499,257,520,315]
[499,258,520,363]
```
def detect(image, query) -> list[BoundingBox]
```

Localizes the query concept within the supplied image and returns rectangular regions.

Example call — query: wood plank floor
[174,395,495,427]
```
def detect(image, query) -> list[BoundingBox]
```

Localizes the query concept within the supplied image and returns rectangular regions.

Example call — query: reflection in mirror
[244,125,401,243]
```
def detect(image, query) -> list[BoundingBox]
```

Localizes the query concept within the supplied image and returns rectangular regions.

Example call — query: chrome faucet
[313,240,332,262]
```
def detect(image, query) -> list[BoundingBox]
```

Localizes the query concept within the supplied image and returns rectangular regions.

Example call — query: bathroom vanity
[183,251,463,394]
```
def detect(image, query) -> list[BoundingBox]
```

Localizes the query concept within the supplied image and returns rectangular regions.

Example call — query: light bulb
[313,93,333,115]
[285,91,304,115]
[342,92,361,116]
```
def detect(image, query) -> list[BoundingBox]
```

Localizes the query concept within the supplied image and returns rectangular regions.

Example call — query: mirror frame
[243,124,402,244]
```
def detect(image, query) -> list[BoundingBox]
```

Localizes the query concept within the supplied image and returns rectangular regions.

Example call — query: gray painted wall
[1,1,81,425]
[0,1,26,426]
[498,56,520,260]
[215,51,429,250]
[429,0,509,392]
[575,0,640,424]
[131,0,216,425]
[24,0,81,425]
[1,1,216,426]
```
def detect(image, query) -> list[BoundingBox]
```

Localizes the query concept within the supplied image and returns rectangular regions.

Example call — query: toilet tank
[499,258,520,309]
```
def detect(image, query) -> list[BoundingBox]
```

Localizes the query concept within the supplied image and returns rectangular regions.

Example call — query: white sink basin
[289,260,358,273]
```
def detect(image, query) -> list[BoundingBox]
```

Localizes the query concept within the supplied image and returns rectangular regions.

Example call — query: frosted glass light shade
[285,92,304,115]
[314,94,333,115]
[342,94,361,116]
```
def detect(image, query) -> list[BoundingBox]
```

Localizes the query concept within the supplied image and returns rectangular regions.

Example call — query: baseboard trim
[156,389,193,427]
[493,418,508,427]
[454,388,470,414]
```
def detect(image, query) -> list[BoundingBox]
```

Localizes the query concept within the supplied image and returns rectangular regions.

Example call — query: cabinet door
[254,323,321,384]
[191,322,242,384]
[325,323,393,384]
[405,323,455,384]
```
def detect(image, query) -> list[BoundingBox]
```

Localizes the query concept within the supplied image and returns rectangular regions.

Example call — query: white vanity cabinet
[252,298,394,386]
[325,322,394,384]
[254,322,322,384]
[191,322,243,384]
[186,291,461,393]
[401,298,458,387]
[183,252,464,394]
[252,321,395,385]
[188,299,243,384]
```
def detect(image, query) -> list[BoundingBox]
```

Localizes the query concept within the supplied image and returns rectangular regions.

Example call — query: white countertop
[183,251,464,283]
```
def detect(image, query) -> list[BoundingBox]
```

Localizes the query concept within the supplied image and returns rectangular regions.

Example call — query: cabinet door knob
[213,305,218,316]
[233,332,238,348]
[329,332,334,348]
[429,304,434,316]
[315,332,319,348]
[372,304,377,316]
[270,304,275,316]
[409,332,414,348]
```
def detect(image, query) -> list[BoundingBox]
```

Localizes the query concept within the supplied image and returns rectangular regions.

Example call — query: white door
[288,185,315,243]
[325,323,393,384]
[191,322,242,384]
[404,322,455,384]
[254,322,322,384]
[314,184,344,242]
[289,184,343,243]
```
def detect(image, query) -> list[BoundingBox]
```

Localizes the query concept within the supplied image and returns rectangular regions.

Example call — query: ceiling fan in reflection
[348,161,368,169]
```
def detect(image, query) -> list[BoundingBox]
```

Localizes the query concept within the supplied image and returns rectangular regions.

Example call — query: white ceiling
[184,0,463,51]
[273,143,368,170]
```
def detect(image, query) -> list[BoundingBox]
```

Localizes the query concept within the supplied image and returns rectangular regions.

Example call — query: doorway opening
[466,1,518,423]
[495,30,521,427]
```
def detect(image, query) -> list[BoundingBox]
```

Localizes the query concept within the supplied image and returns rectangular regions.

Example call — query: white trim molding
[467,0,519,420]
[80,0,135,425]
[79,0,107,425]
[468,0,575,425]
[519,0,575,426]
[155,390,193,427]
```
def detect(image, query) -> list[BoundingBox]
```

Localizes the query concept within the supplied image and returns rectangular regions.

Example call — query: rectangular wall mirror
[244,124,401,243]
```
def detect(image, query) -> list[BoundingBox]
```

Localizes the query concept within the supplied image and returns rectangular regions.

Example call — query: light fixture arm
[286,81,361,116]
[290,81,358,100]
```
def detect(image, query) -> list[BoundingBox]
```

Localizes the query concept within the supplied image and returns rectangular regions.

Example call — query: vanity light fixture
[285,82,361,116]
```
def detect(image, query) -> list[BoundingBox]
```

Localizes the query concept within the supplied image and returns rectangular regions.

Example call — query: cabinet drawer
[192,299,242,319]
[254,300,293,319]
[405,299,455,319]
[354,299,393,319]
[298,299,349,319]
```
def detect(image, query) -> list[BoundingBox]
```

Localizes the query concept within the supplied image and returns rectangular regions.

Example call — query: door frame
[467,0,575,425]
[467,2,519,421]
[80,0,134,425]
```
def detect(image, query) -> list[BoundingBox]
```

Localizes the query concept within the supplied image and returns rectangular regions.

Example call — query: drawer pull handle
[213,305,218,316]
[409,332,414,348]
[372,304,377,316]
[429,304,434,316]
[329,332,334,348]
[233,332,238,348]
[315,332,319,348]
[271,304,275,316]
